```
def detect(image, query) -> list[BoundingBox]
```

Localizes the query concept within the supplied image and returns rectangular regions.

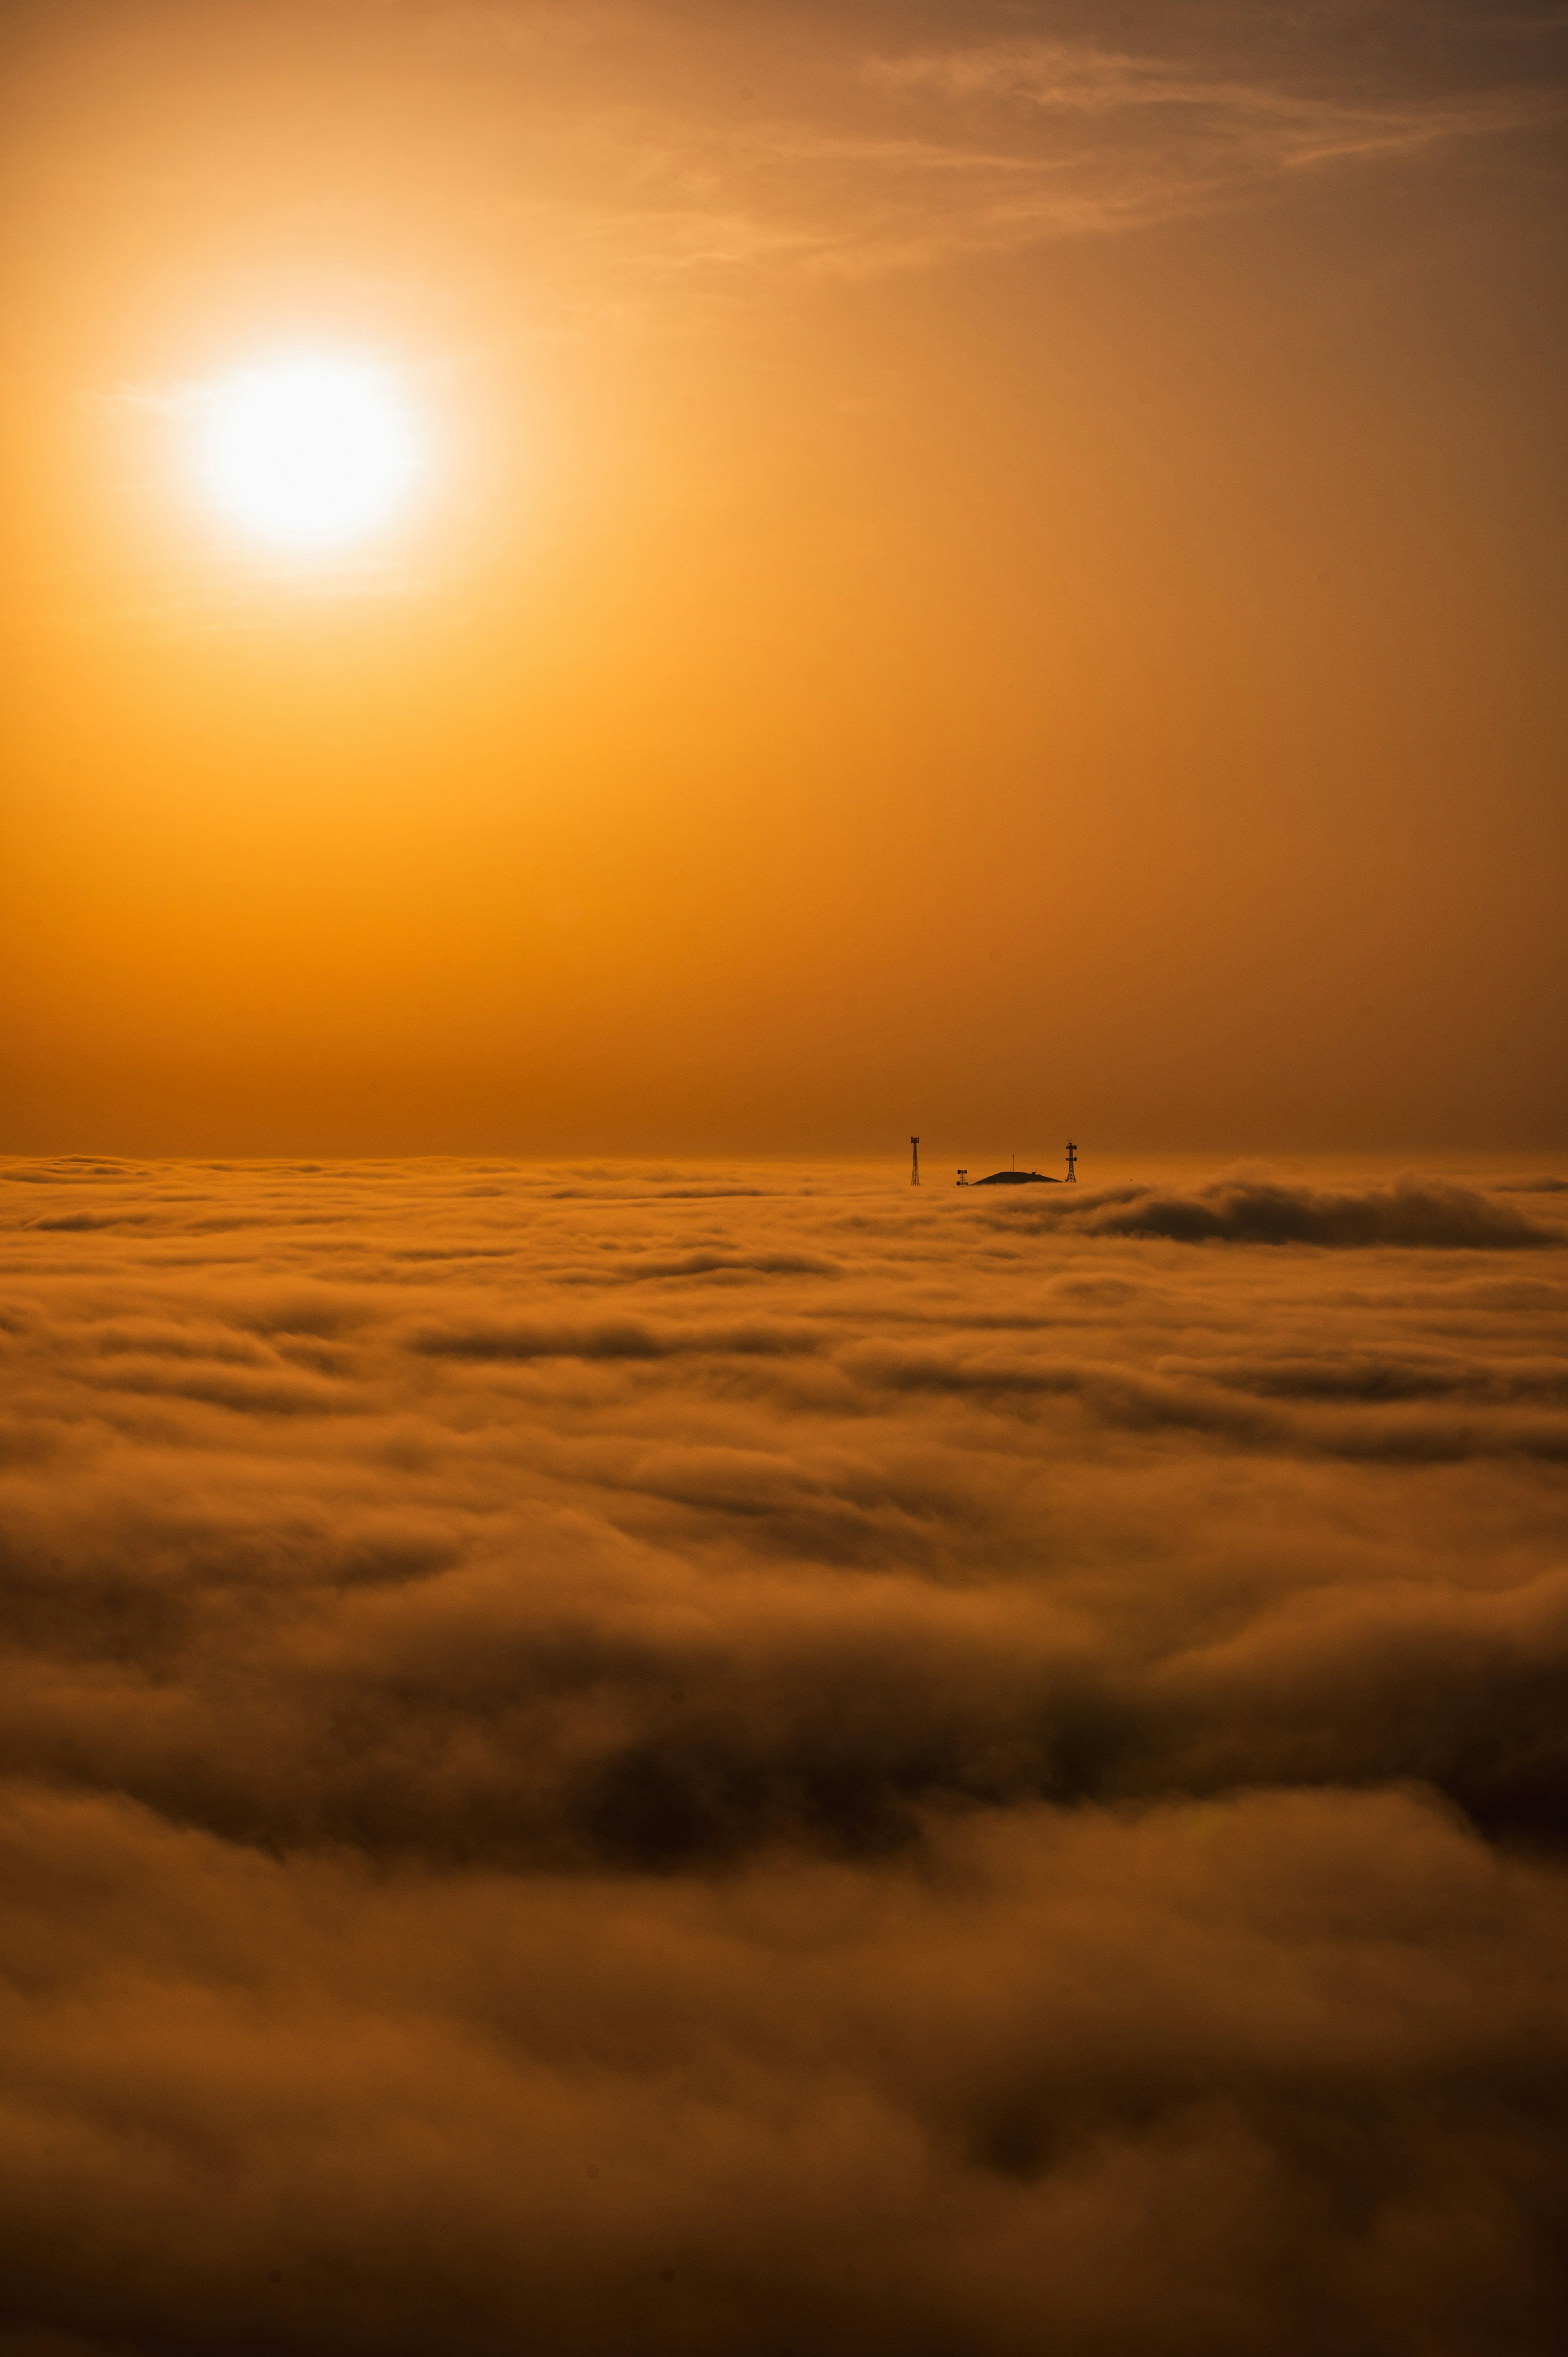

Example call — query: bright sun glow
[200,356,422,550]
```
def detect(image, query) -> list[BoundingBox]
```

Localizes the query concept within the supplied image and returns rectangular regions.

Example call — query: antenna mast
[910,1136,920,1187]
[1066,1141,1077,1183]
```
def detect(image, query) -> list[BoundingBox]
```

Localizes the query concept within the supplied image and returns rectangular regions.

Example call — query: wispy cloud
[426,10,1561,287]
[870,32,1549,185]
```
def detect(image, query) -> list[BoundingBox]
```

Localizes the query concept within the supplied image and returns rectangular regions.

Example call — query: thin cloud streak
[425,7,1563,284]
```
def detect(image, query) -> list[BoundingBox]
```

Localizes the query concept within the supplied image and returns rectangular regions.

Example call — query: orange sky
[4,0,1566,1155]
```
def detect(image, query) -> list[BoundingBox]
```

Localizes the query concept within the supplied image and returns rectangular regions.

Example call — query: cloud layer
[2,1154,1567,2351]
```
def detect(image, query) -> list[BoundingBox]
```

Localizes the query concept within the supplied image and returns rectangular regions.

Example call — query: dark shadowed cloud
[982,1170,1559,1247]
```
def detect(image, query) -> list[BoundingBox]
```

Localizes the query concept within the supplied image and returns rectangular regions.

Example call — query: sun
[200,356,423,550]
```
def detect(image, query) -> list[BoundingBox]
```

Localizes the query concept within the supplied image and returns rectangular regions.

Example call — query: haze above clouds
[6,0,1567,1155]
[4,1154,1567,2353]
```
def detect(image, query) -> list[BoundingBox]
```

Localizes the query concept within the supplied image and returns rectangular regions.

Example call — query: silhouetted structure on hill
[956,1145,1079,1186]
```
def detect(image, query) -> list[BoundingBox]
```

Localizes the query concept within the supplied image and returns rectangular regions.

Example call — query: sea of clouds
[2,1154,1567,2355]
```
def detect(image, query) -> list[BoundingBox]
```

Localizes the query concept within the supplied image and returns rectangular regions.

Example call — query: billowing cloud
[2,1154,1567,2350]
[976,1170,1559,1248]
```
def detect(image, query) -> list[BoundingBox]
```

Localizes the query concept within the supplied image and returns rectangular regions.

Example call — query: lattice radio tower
[911,1136,920,1187]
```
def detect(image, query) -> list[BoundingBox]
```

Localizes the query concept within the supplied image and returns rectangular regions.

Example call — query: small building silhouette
[958,1147,1078,1186]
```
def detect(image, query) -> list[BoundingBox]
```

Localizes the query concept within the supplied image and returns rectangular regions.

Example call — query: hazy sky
[4,0,1566,1153]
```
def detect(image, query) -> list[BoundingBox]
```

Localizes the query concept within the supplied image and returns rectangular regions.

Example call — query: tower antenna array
[1066,1141,1077,1183]
[911,1136,920,1187]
